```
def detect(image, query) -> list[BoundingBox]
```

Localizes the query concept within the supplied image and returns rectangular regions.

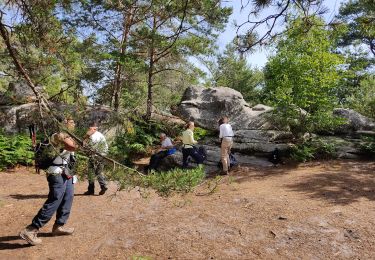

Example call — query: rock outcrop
[173,86,375,160]
[157,145,274,173]
[174,86,294,156]
[333,108,375,134]
[174,86,274,131]
[0,102,114,134]
[0,81,42,105]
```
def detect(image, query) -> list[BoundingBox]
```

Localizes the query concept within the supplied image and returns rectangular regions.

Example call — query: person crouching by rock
[19,116,77,246]
[219,116,234,175]
[182,121,205,168]
[147,133,176,172]
[83,121,109,196]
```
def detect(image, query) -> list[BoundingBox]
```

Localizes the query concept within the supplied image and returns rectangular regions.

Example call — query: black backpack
[217,153,237,169]
[34,138,60,171]
[269,148,282,165]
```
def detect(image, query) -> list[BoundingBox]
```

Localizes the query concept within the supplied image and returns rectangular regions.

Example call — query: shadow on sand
[9,194,48,200]
[284,161,375,205]
[0,233,53,250]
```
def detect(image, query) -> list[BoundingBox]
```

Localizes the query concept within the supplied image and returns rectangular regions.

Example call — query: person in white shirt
[219,116,234,174]
[147,133,176,171]
[83,121,109,195]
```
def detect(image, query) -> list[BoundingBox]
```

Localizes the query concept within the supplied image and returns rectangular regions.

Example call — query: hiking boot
[99,187,108,195]
[52,224,74,236]
[83,190,95,195]
[20,226,42,245]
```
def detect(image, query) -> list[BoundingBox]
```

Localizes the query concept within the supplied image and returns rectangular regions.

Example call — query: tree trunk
[113,8,134,111]
[146,16,157,120]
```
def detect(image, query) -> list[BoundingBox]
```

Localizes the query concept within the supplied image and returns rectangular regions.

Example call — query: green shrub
[313,139,337,159]
[143,166,205,196]
[359,136,375,155]
[290,143,316,162]
[290,138,337,162]
[73,153,89,180]
[109,117,184,164]
[194,127,215,141]
[0,132,34,170]
[106,165,205,197]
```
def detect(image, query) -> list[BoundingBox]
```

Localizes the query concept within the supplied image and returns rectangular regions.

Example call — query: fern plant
[0,132,34,170]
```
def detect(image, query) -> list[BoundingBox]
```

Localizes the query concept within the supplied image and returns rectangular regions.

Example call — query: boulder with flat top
[173,86,275,131]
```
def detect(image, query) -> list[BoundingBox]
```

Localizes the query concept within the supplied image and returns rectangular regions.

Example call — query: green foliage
[193,127,215,141]
[214,43,264,104]
[109,117,183,164]
[264,16,345,137]
[143,166,205,197]
[337,0,375,56]
[359,136,375,155]
[290,143,316,162]
[0,2,88,104]
[0,133,34,170]
[334,0,375,108]
[347,75,375,119]
[73,153,89,181]
[108,165,205,197]
[290,139,337,162]
[55,0,231,114]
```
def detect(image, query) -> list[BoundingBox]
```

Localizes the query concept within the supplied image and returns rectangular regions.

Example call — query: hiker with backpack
[20,116,77,246]
[182,121,206,168]
[219,116,234,175]
[83,121,109,195]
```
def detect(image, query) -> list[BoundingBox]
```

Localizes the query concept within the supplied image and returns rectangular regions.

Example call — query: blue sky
[217,0,344,68]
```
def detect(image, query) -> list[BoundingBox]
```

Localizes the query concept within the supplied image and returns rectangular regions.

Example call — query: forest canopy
[0,0,374,120]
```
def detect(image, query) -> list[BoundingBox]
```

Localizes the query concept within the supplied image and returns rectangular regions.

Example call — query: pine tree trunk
[146,16,157,120]
[113,8,134,111]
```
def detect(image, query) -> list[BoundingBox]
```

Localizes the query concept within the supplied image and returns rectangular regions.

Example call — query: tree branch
[0,12,144,176]
[153,0,189,63]
[151,67,184,76]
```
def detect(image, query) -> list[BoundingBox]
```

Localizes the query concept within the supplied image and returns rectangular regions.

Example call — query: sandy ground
[1,160,375,260]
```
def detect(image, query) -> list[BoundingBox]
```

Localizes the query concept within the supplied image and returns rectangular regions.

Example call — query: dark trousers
[31,174,74,229]
[182,147,204,168]
[149,150,168,170]
[88,158,107,192]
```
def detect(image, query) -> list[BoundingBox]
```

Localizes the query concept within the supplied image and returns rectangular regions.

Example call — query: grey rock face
[175,86,274,131]
[0,82,43,105]
[315,136,368,160]
[333,108,375,134]
[0,103,114,134]
[157,144,274,173]
[174,86,294,156]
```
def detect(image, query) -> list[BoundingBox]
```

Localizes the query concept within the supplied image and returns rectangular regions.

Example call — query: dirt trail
[1,160,375,259]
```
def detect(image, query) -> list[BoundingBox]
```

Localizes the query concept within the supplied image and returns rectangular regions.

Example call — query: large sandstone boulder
[0,103,114,134]
[0,103,39,133]
[173,86,295,156]
[0,82,43,105]
[314,136,370,160]
[333,108,375,134]
[174,86,274,131]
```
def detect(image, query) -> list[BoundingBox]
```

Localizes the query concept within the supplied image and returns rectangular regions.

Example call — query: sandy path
[1,160,375,259]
